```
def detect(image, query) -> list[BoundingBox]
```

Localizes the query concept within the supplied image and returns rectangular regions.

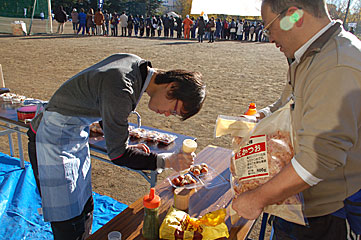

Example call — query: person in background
[257,23,264,42]
[183,15,193,39]
[176,16,182,39]
[27,53,206,240]
[249,24,255,41]
[111,12,119,36]
[77,8,86,35]
[127,14,134,37]
[208,17,215,43]
[243,21,249,40]
[145,15,152,37]
[94,8,104,36]
[191,17,197,39]
[349,26,355,34]
[215,18,222,39]
[40,12,45,21]
[54,5,67,34]
[232,0,361,239]
[151,15,157,37]
[156,15,163,37]
[134,15,140,36]
[229,19,237,40]
[169,15,175,38]
[236,19,244,41]
[119,11,128,36]
[71,8,78,34]
[86,8,95,35]
[221,19,228,39]
[139,15,145,37]
[163,14,170,37]
[104,10,110,36]
[196,16,206,43]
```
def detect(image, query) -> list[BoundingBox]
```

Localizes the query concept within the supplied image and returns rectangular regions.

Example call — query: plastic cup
[108,231,122,240]
[182,139,197,153]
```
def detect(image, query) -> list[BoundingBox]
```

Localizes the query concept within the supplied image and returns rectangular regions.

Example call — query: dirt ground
[0,21,289,239]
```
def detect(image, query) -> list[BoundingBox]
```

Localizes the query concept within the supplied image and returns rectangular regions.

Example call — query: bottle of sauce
[142,188,160,240]
[244,103,257,116]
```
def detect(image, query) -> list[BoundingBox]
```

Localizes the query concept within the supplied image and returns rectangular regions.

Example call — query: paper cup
[174,188,195,211]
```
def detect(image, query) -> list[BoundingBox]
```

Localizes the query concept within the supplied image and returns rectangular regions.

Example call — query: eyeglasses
[263,9,288,38]
[171,99,179,116]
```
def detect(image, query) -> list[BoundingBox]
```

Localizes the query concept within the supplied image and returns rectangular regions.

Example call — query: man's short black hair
[154,70,206,120]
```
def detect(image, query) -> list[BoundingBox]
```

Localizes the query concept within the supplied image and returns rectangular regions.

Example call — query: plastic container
[142,188,160,240]
[244,103,257,116]
[17,105,37,122]
[108,231,121,240]
[182,139,197,153]
[168,165,227,190]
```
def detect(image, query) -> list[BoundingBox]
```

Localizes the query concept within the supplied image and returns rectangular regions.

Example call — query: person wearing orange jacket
[182,15,194,39]
[94,8,105,35]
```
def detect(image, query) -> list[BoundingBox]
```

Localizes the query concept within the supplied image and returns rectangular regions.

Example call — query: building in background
[162,0,177,12]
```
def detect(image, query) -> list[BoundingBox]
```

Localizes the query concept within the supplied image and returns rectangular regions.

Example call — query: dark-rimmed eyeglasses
[171,99,179,116]
[263,8,288,38]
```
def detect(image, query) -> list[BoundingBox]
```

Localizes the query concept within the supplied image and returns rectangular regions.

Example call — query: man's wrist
[156,153,173,170]
[156,154,166,169]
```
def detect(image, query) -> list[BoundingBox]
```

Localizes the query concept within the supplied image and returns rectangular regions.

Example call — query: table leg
[150,170,157,188]
[15,126,25,168]
[7,123,15,157]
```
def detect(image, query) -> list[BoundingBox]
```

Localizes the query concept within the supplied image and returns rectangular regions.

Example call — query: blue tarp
[0,152,127,239]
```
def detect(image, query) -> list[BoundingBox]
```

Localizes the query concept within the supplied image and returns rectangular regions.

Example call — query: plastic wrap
[229,101,306,225]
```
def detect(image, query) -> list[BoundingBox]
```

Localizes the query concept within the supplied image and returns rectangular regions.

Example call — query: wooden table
[88,145,255,240]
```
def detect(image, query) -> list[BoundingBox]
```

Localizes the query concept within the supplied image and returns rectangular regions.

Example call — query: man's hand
[129,143,150,154]
[232,190,264,220]
[164,151,195,172]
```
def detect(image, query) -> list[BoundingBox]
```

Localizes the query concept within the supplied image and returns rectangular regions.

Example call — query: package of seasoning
[159,206,229,240]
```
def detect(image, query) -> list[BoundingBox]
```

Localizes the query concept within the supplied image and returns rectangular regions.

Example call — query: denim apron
[36,111,100,222]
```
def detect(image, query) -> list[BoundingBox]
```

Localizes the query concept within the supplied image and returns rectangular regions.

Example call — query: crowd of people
[54,6,268,42]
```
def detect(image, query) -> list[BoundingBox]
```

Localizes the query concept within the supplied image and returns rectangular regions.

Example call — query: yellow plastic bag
[159,206,229,240]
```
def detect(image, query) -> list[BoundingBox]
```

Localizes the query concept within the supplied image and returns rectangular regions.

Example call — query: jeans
[198,33,203,42]
[209,31,214,42]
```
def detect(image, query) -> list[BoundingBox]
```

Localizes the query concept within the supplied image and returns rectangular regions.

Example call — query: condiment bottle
[142,188,160,240]
[244,103,257,115]
[182,139,197,153]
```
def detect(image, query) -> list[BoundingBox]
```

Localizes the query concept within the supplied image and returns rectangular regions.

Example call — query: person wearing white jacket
[119,11,128,36]
[236,20,244,41]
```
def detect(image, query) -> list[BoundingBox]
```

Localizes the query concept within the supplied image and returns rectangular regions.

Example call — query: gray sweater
[31,54,159,170]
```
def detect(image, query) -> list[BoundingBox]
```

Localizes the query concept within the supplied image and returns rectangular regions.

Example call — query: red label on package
[234,135,269,180]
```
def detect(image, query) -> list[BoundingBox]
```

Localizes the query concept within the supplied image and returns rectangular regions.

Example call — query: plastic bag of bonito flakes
[229,101,306,225]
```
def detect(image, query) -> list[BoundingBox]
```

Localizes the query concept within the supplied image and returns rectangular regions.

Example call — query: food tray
[168,164,227,190]
[129,126,177,145]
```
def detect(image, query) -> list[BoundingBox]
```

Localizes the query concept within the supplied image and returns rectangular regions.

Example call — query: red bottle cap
[244,103,257,115]
[143,188,161,209]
